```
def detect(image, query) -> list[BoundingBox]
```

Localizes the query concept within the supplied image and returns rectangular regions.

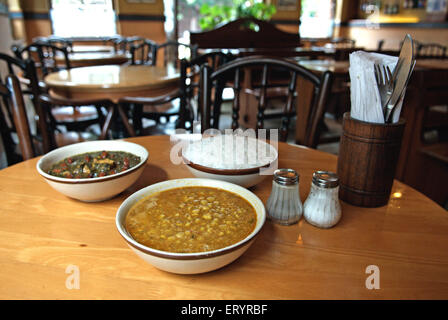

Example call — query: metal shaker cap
[273,168,299,186]
[312,171,339,188]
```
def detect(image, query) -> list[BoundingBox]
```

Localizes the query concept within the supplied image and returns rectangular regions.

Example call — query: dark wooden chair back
[118,51,234,134]
[417,43,447,59]
[178,51,235,128]
[0,73,44,163]
[130,39,157,65]
[199,56,333,145]
[4,74,36,161]
[190,18,300,50]
[152,41,198,68]
[396,67,448,206]
[12,42,71,77]
[0,53,51,158]
[113,36,146,54]
[33,36,74,52]
[329,38,356,48]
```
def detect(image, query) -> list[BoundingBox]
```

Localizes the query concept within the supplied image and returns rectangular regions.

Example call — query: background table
[44,65,180,138]
[44,64,180,103]
[57,52,130,68]
[0,135,447,299]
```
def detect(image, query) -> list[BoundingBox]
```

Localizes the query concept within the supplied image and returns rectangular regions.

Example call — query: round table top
[0,135,447,299]
[71,45,114,53]
[44,64,180,94]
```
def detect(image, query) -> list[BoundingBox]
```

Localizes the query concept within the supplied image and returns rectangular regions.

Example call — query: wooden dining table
[59,52,130,68]
[70,45,114,54]
[44,64,180,138]
[1,135,447,299]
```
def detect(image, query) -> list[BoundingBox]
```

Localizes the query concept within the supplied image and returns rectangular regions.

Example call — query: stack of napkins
[349,51,399,123]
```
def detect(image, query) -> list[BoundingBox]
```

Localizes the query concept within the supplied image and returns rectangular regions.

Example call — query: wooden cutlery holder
[337,112,406,207]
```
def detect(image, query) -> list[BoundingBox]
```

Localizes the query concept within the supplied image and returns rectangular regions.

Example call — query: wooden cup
[337,112,406,207]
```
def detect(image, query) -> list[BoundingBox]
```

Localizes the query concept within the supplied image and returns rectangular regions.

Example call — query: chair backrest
[0,74,36,163]
[12,41,71,77]
[417,43,447,59]
[198,56,333,145]
[0,52,52,155]
[178,51,235,129]
[152,41,198,68]
[33,36,74,52]
[190,17,301,50]
[113,36,146,54]
[130,39,157,65]
[329,37,356,48]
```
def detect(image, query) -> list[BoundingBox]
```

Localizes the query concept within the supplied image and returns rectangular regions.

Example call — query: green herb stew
[47,151,141,179]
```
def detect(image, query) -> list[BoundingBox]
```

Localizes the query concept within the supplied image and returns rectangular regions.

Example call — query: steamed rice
[182,135,277,170]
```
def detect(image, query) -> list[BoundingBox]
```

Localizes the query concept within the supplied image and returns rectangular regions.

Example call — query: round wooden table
[0,135,447,299]
[70,45,114,54]
[44,64,180,103]
[60,52,130,68]
[44,65,181,138]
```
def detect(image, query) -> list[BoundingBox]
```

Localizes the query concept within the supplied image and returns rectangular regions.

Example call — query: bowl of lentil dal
[116,178,266,274]
[37,140,148,202]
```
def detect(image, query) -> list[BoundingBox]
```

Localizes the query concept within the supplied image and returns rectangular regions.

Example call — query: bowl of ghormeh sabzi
[116,178,266,274]
[181,135,278,188]
[37,140,148,202]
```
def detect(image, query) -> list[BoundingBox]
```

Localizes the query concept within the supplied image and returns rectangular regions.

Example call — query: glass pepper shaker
[266,168,303,225]
[303,171,341,228]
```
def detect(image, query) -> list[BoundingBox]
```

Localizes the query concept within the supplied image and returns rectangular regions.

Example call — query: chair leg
[100,105,115,139]
[132,103,143,135]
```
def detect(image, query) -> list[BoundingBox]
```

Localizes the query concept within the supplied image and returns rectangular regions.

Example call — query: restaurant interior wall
[335,0,448,50]
[271,0,301,33]
[7,0,167,44]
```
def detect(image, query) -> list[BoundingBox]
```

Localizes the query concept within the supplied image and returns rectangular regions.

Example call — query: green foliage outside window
[198,0,277,31]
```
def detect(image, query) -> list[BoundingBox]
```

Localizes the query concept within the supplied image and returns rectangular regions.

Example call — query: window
[299,0,335,38]
[50,0,117,37]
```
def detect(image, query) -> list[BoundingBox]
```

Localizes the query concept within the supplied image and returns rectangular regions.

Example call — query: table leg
[117,104,136,137]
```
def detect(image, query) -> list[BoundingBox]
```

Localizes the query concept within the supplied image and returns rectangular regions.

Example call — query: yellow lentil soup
[125,186,257,253]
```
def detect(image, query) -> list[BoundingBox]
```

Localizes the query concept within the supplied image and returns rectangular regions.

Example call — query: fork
[374,64,394,120]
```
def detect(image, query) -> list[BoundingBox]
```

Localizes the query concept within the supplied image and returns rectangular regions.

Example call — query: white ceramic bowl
[116,178,266,274]
[182,138,278,188]
[37,140,148,202]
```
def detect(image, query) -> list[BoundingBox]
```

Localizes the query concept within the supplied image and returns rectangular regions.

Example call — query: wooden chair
[0,71,54,163]
[178,51,235,130]
[130,39,157,65]
[198,56,333,145]
[113,36,145,54]
[122,41,197,134]
[417,43,447,59]
[151,41,198,68]
[12,41,72,77]
[38,94,117,147]
[0,53,51,161]
[396,67,448,207]
[398,68,448,201]
[1,74,40,161]
[119,51,234,134]
[12,42,107,138]
[328,38,356,48]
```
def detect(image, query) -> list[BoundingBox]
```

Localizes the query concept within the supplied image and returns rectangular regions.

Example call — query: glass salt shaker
[304,171,341,229]
[266,169,303,225]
